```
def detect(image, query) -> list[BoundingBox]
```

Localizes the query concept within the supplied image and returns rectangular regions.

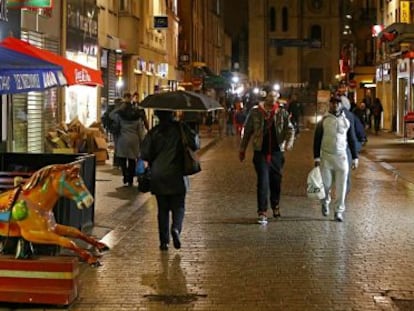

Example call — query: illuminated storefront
[65,0,100,126]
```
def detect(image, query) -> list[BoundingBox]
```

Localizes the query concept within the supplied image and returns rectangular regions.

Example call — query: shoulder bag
[179,123,201,176]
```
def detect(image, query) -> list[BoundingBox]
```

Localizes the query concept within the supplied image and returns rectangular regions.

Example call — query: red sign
[349,80,357,88]
[192,77,202,87]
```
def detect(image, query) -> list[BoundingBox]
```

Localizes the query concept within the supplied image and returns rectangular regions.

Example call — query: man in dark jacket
[141,110,199,251]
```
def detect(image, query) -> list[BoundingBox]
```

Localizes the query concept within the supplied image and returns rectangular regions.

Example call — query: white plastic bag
[306,166,325,200]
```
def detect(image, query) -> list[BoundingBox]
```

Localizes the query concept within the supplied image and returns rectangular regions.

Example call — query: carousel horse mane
[22,161,83,191]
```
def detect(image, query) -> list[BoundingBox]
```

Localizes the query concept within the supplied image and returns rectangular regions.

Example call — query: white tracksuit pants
[319,151,349,213]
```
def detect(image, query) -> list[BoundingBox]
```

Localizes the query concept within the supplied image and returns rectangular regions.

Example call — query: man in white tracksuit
[313,97,359,222]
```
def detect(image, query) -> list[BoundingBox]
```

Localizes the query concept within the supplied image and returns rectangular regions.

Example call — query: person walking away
[239,87,295,225]
[226,107,235,136]
[363,90,373,129]
[110,100,142,186]
[287,94,303,136]
[372,97,383,135]
[313,97,359,222]
[205,112,214,136]
[234,108,246,136]
[141,110,200,251]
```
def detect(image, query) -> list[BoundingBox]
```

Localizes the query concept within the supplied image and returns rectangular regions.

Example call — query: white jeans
[319,152,349,213]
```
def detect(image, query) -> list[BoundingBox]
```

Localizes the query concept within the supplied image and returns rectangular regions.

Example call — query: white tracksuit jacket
[313,111,358,213]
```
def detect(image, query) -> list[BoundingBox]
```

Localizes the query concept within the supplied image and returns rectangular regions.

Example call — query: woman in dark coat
[110,101,142,186]
[141,110,199,251]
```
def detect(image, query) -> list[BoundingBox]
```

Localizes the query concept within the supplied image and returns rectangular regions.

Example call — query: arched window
[269,7,276,32]
[310,24,322,40]
[282,7,288,32]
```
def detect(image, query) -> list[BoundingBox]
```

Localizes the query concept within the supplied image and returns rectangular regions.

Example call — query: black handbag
[179,123,201,176]
[137,167,151,193]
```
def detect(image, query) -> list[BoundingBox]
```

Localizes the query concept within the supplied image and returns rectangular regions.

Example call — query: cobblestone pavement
[4,128,414,311]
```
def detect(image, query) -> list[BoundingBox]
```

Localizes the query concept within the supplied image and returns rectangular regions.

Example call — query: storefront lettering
[82,43,98,56]
[0,0,8,22]
[75,68,91,83]
[42,71,58,88]
[13,74,41,90]
[0,76,10,91]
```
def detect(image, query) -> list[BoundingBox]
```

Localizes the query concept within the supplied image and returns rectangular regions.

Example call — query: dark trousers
[253,150,285,214]
[374,116,381,133]
[118,157,136,185]
[155,194,186,245]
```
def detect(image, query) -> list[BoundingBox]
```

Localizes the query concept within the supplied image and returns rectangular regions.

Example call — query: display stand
[0,255,79,305]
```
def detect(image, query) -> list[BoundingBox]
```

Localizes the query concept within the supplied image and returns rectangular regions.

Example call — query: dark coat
[141,120,199,195]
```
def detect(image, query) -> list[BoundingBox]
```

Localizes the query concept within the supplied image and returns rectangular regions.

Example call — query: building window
[269,7,276,32]
[119,0,129,12]
[310,24,322,40]
[282,7,288,32]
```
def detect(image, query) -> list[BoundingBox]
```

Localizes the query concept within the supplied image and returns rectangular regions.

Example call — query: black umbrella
[139,91,224,112]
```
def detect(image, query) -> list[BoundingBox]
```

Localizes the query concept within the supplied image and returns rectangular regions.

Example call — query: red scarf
[258,103,279,163]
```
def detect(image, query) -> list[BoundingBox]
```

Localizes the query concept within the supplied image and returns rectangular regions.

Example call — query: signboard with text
[270,38,321,48]
[8,0,53,9]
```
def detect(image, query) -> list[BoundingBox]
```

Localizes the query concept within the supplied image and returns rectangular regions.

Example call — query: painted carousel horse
[0,161,109,266]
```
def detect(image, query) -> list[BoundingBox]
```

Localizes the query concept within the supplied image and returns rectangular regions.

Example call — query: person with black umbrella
[141,110,200,251]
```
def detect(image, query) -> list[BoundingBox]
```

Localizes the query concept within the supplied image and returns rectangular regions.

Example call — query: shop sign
[401,1,410,23]
[376,65,383,82]
[116,59,122,77]
[67,0,98,54]
[7,0,53,9]
[383,62,391,81]
[349,80,357,89]
[154,16,168,29]
[398,59,409,78]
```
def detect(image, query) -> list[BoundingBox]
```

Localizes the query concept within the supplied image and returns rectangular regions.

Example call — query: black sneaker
[272,206,281,218]
[159,243,168,251]
[321,204,329,217]
[171,229,181,249]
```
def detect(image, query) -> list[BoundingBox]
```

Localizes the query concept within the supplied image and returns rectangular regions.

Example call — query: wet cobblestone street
[67,128,414,311]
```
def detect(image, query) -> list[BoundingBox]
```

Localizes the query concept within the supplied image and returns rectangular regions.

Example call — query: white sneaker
[257,215,268,225]
[334,212,343,222]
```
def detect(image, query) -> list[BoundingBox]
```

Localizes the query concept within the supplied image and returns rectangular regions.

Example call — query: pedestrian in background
[226,107,235,136]
[287,93,303,136]
[234,107,246,136]
[313,97,358,222]
[372,97,383,135]
[239,87,295,225]
[110,96,142,186]
[141,110,200,251]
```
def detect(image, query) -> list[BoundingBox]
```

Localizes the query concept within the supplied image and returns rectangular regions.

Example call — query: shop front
[65,0,101,126]
[396,58,410,135]
[376,62,394,131]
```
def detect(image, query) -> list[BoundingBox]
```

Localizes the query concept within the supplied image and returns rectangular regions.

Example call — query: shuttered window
[12,31,61,153]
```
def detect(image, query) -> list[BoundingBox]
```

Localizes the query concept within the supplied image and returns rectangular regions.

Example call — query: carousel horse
[0,161,109,266]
